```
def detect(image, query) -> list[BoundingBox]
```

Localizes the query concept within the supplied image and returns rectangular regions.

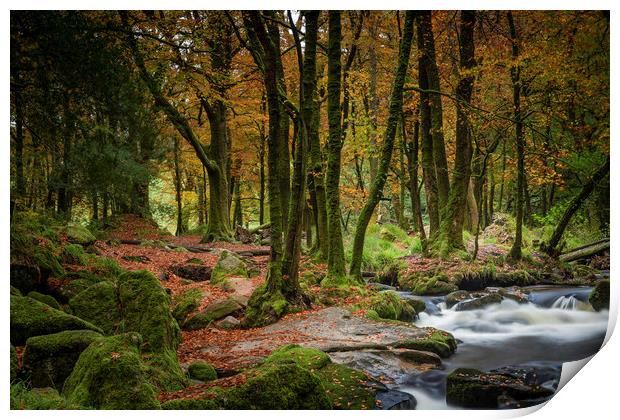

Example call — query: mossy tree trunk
[122,12,231,242]
[436,11,477,255]
[404,108,426,243]
[507,11,525,261]
[173,137,185,236]
[349,11,415,279]
[324,11,347,283]
[417,11,450,212]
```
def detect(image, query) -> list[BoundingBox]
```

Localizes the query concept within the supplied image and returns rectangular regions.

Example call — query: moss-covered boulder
[188,361,217,382]
[142,349,188,392]
[61,244,88,265]
[11,383,79,409]
[62,333,160,409]
[161,398,220,409]
[69,281,120,334]
[393,329,457,358]
[64,223,96,246]
[589,279,610,311]
[400,273,458,295]
[367,291,416,321]
[183,298,242,331]
[34,248,65,278]
[263,344,331,371]
[244,283,289,327]
[210,250,248,285]
[10,296,102,345]
[446,367,554,408]
[453,292,503,311]
[11,345,18,383]
[11,286,22,297]
[22,330,103,389]
[225,363,331,409]
[171,289,202,325]
[118,271,181,352]
[26,291,61,310]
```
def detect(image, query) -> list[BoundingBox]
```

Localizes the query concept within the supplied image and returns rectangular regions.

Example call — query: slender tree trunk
[542,157,609,255]
[350,11,415,278]
[508,11,525,261]
[498,138,507,212]
[173,137,185,236]
[404,109,426,242]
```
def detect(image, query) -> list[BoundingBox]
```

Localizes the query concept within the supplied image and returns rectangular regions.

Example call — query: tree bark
[350,11,415,278]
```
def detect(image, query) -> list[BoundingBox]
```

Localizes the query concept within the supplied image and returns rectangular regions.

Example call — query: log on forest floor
[559,239,610,263]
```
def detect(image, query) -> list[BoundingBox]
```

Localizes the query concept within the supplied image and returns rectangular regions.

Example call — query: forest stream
[390,282,610,409]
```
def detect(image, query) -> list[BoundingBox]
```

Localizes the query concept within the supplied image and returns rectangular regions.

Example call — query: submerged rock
[22,330,103,389]
[446,367,554,408]
[454,293,503,311]
[589,279,610,311]
[375,389,417,409]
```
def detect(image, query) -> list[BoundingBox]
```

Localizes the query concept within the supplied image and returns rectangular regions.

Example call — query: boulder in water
[376,389,417,410]
[589,279,610,311]
[454,293,503,311]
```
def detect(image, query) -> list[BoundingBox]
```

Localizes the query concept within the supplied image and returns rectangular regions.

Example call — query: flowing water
[394,285,609,409]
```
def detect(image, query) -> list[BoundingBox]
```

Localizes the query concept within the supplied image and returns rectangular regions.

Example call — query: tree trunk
[404,109,426,242]
[436,11,476,254]
[350,11,415,278]
[507,11,525,261]
[174,137,185,236]
[542,157,610,255]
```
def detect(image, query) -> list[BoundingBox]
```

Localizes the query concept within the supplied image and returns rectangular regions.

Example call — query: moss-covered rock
[69,281,120,334]
[11,286,23,297]
[161,398,220,409]
[244,283,289,327]
[117,270,180,352]
[60,244,88,265]
[224,363,331,409]
[400,273,458,295]
[34,248,65,278]
[263,344,331,371]
[188,361,217,382]
[589,279,610,311]
[446,367,554,408]
[366,291,416,321]
[183,298,242,331]
[11,345,18,383]
[316,363,376,409]
[142,349,188,392]
[210,250,248,285]
[64,224,96,246]
[452,292,503,311]
[393,329,457,358]
[171,289,202,325]
[403,296,426,314]
[10,296,102,345]
[11,383,79,409]
[26,291,61,310]
[22,330,103,389]
[62,333,160,409]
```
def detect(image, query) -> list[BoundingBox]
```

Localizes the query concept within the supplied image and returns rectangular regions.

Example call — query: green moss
[365,291,416,321]
[161,398,220,410]
[183,298,242,331]
[69,281,120,334]
[589,279,610,311]
[22,330,103,389]
[34,248,65,277]
[171,247,189,253]
[91,256,123,278]
[11,382,80,409]
[211,250,248,284]
[224,363,331,409]
[188,361,218,381]
[61,244,88,265]
[10,296,102,345]
[244,283,289,327]
[394,329,457,358]
[320,274,361,288]
[117,270,180,352]
[171,288,202,325]
[64,224,96,245]
[142,349,188,392]
[263,344,331,371]
[400,272,458,295]
[62,333,160,409]
[11,286,23,297]
[316,363,375,409]
[26,291,61,310]
[11,345,18,383]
